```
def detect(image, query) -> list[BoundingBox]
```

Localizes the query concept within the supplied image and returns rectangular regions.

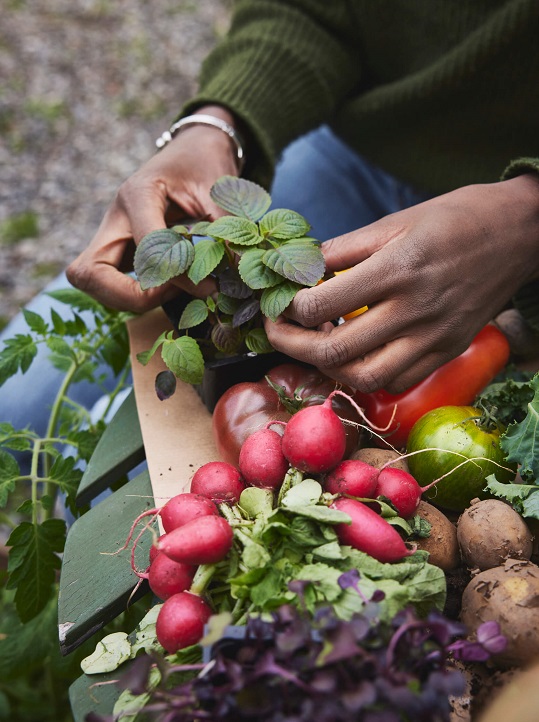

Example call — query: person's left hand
[264,175,539,393]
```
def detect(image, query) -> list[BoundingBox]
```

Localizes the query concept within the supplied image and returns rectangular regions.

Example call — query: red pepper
[353,324,510,450]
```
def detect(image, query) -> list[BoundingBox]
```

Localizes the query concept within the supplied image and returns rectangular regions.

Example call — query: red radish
[147,553,196,601]
[324,459,379,498]
[160,493,217,533]
[281,397,346,473]
[155,591,211,653]
[158,514,234,565]
[331,497,414,563]
[238,427,289,489]
[149,536,164,564]
[190,461,245,504]
[375,467,424,519]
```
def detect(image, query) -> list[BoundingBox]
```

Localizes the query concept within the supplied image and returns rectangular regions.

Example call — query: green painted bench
[59,389,150,720]
[60,307,285,720]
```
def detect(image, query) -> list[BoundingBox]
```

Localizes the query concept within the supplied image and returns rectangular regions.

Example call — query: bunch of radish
[124,462,243,654]
[237,391,427,564]
[125,390,435,653]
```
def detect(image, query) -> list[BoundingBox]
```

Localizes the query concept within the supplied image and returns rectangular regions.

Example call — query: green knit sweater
[182,0,539,331]
[184,0,539,194]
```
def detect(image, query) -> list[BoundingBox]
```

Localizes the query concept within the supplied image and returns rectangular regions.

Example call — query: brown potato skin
[477,659,539,722]
[350,447,409,473]
[415,501,460,571]
[460,559,539,668]
[457,499,533,570]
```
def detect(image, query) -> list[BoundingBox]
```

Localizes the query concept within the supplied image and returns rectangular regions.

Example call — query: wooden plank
[69,668,124,722]
[76,389,146,507]
[59,470,154,655]
[127,310,218,509]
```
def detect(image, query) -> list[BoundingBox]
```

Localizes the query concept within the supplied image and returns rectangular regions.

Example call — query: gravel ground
[0,0,230,328]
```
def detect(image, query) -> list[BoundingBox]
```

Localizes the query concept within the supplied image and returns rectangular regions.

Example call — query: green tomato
[406,405,517,512]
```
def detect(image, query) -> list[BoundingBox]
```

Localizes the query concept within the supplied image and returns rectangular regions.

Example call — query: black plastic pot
[162,295,291,412]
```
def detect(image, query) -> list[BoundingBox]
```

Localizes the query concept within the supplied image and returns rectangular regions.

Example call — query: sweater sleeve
[180,0,363,187]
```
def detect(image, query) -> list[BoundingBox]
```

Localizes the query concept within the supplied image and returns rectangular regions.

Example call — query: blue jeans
[0,126,431,447]
[270,125,431,240]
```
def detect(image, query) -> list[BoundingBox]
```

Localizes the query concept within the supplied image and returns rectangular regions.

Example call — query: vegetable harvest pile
[81,176,539,720]
[82,354,539,721]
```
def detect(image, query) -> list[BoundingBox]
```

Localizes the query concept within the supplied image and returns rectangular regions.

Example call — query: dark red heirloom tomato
[212,363,362,467]
[354,324,510,450]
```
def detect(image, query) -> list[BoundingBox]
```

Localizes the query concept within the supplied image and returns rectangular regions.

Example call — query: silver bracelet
[155,114,245,172]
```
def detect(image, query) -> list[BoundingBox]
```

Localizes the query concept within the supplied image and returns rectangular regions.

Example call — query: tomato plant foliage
[0,290,132,623]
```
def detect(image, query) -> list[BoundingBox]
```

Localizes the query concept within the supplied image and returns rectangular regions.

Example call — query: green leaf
[238,248,282,289]
[500,373,539,481]
[178,299,209,330]
[47,456,83,507]
[259,208,311,239]
[239,487,275,519]
[66,427,102,462]
[284,504,352,525]
[210,176,271,221]
[161,335,205,384]
[485,475,539,519]
[134,229,195,290]
[6,518,66,622]
[187,239,225,285]
[136,330,167,366]
[47,287,105,313]
[50,308,67,335]
[0,594,63,680]
[0,334,37,385]
[80,632,132,674]
[0,450,20,507]
[477,377,534,426]
[0,423,34,453]
[189,220,211,236]
[216,293,241,315]
[262,240,325,286]
[22,308,48,335]
[63,312,88,337]
[281,479,323,507]
[206,216,262,246]
[260,281,302,321]
[245,328,274,354]
[46,335,75,361]
[99,328,130,376]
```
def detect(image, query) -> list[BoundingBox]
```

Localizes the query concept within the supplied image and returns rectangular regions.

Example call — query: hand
[67,106,241,312]
[265,175,539,393]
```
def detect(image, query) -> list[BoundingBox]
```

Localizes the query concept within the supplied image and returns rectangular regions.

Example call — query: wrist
[155,106,245,173]
[192,104,238,128]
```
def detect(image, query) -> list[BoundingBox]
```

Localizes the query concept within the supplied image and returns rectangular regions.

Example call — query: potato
[415,501,460,571]
[350,447,409,473]
[494,309,539,361]
[460,559,539,668]
[457,499,533,570]
[477,659,539,722]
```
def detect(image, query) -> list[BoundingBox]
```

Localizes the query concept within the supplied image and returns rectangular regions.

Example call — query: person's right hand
[66,106,241,312]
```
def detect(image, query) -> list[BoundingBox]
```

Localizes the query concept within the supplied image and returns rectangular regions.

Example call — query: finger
[314,336,453,394]
[321,213,409,272]
[74,261,181,313]
[289,250,409,328]
[116,177,169,243]
[275,296,431,370]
